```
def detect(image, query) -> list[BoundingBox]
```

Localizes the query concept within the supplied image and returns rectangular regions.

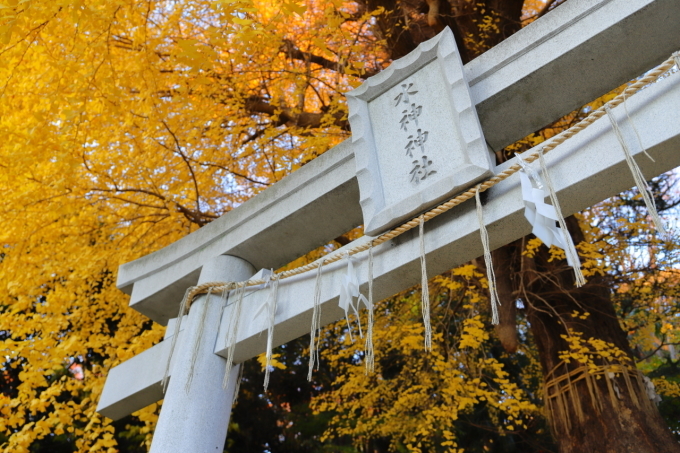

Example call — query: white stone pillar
[149,255,255,453]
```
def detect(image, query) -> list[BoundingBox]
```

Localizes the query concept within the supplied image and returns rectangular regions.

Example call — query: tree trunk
[360,0,680,451]
[521,217,680,453]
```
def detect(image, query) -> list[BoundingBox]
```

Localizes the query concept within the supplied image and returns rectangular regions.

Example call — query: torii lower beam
[98,68,680,420]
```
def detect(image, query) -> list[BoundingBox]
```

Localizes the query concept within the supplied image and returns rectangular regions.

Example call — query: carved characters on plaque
[395,85,436,184]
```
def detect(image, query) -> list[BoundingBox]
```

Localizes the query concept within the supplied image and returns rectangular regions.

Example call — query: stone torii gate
[96,0,680,451]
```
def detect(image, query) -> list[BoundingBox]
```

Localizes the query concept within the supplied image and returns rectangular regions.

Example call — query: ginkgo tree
[0,0,678,452]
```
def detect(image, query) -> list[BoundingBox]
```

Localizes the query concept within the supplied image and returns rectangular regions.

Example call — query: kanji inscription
[346,27,494,236]
[394,83,436,184]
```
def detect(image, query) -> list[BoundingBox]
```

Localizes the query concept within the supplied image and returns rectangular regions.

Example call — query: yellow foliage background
[0,0,678,452]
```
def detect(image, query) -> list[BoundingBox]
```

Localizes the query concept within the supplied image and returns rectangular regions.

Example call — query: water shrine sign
[347,28,494,235]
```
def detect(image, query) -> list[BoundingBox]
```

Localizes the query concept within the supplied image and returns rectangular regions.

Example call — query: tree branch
[160,121,202,214]
[244,95,349,130]
[280,39,380,79]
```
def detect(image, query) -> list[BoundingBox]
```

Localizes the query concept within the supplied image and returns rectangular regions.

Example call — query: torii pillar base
[149,255,255,453]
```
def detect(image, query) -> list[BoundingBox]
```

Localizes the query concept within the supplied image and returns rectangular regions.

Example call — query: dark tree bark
[244,95,349,130]
[492,244,518,353]
[519,217,679,453]
[353,0,680,452]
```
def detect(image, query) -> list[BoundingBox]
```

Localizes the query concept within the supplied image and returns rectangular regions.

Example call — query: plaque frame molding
[346,27,494,236]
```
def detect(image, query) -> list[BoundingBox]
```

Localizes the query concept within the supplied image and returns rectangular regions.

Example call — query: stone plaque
[346,27,494,236]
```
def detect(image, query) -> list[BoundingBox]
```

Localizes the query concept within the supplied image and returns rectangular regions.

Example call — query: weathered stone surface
[96,329,182,421]
[346,28,494,235]
[116,0,680,325]
[471,0,680,150]
[120,141,359,324]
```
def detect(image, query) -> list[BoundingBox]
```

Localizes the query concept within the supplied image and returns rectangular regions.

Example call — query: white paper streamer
[538,150,586,286]
[338,251,369,342]
[643,375,663,405]
[517,152,583,285]
[475,187,500,325]
[251,269,274,324]
[419,217,432,351]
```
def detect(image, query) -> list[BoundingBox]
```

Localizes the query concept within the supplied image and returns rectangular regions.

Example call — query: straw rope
[182,53,677,310]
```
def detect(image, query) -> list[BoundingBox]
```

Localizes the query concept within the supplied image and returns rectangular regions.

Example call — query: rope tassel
[419,217,432,350]
[605,104,667,238]
[263,274,281,391]
[186,288,213,393]
[475,187,500,325]
[308,260,324,381]
[222,282,246,390]
[161,288,191,393]
[232,364,245,406]
[365,241,375,373]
